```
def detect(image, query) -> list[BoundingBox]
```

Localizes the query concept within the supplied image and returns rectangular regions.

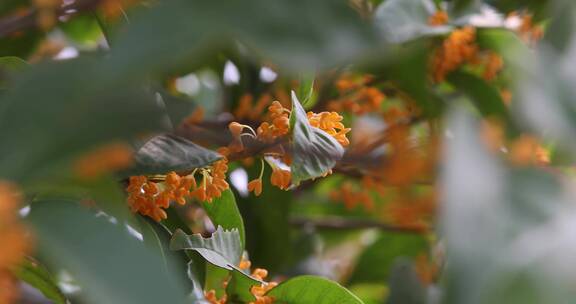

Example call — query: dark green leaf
[125,134,222,176]
[290,91,344,185]
[267,275,364,304]
[27,200,190,304]
[447,70,508,118]
[348,232,428,284]
[15,257,67,304]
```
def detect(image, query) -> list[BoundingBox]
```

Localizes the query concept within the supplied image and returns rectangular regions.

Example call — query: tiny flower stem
[258,158,265,179]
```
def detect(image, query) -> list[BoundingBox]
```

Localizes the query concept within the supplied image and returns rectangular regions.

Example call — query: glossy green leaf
[290,91,344,185]
[201,189,246,249]
[125,134,222,176]
[298,73,315,108]
[26,200,190,304]
[267,275,364,304]
[15,257,67,304]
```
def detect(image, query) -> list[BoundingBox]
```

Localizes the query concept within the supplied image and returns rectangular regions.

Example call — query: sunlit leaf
[267,275,363,304]
[14,257,67,304]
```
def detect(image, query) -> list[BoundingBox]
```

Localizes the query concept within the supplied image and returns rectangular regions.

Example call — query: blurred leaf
[60,14,103,46]
[374,0,451,44]
[108,0,381,76]
[201,189,246,249]
[442,108,576,304]
[124,134,222,176]
[348,232,428,284]
[170,226,242,267]
[267,275,363,304]
[386,258,426,304]
[27,200,190,304]
[290,91,344,186]
[14,257,67,304]
[448,0,482,18]
[0,57,166,183]
[447,70,508,118]
[0,56,28,88]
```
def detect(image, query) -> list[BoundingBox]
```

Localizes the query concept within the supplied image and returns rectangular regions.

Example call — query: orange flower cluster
[249,268,277,304]
[329,180,375,211]
[482,51,504,81]
[127,160,229,221]
[257,101,290,143]
[430,26,478,82]
[74,142,133,179]
[329,75,386,115]
[307,111,351,147]
[385,191,436,231]
[0,182,31,304]
[428,10,449,26]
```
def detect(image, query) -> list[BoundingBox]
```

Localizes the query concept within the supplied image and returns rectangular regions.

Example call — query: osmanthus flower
[249,268,277,304]
[328,74,386,115]
[307,111,351,147]
[126,158,230,221]
[0,182,31,304]
[430,26,479,82]
[428,10,449,26]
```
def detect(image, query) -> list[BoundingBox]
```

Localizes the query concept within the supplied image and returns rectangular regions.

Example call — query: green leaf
[125,134,222,176]
[0,56,28,89]
[298,73,315,108]
[27,200,190,304]
[226,268,258,302]
[442,108,576,303]
[449,0,482,18]
[201,189,246,249]
[386,258,426,304]
[14,257,67,304]
[348,232,429,284]
[0,57,166,183]
[267,275,364,304]
[447,70,508,118]
[170,227,260,301]
[374,0,451,44]
[290,91,344,186]
[170,226,242,267]
[60,14,103,47]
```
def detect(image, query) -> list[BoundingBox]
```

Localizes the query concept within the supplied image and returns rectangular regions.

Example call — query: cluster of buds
[430,26,479,82]
[0,182,31,304]
[229,98,350,196]
[204,256,277,304]
[328,75,386,115]
[515,13,544,45]
[127,159,229,222]
[430,26,505,83]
